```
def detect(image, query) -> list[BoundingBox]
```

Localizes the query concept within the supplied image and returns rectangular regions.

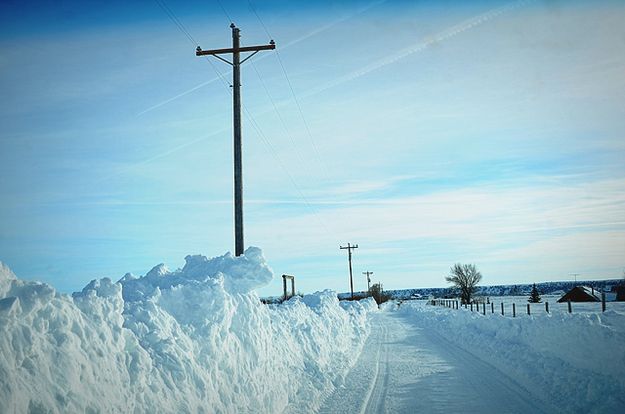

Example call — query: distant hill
[337,279,623,300]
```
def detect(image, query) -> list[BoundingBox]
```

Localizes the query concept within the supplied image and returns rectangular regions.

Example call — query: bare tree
[368,282,390,305]
[446,263,482,304]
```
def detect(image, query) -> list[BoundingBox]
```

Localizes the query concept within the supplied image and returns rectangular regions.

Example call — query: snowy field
[388,299,625,413]
[0,249,377,413]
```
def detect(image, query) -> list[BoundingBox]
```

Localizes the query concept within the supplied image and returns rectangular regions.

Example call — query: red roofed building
[557,286,601,303]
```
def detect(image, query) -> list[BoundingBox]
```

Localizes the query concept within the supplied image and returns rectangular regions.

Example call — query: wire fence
[430,294,620,317]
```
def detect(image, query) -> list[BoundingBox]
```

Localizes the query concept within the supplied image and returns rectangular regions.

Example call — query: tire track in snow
[361,321,389,414]
[422,328,553,414]
[314,310,551,414]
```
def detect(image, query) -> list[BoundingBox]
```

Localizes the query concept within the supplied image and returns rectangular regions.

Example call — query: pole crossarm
[196,43,275,56]
[339,244,359,251]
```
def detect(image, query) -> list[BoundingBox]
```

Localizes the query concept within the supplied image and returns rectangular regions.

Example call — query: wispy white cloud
[251,175,625,254]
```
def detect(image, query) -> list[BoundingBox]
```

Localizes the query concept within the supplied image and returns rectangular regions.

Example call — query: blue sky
[1,0,624,297]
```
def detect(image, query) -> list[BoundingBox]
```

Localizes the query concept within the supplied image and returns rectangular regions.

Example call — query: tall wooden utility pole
[196,24,275,256]
[340,243,359,299]
[363,271,373,293]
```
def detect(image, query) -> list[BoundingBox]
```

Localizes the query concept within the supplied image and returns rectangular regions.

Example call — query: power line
[245,0,352,237]
[241,97,335,239]
[215,0,234,24]
[247,0,272,39]
[247,0,332,178]
[153,0,198,46]
[249,61,310,178]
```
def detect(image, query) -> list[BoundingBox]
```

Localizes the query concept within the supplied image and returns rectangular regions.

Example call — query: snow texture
[391,300,625,414]
[0,248,375,413]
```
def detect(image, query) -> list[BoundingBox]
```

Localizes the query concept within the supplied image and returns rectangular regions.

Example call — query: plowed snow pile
[0,248,376,413]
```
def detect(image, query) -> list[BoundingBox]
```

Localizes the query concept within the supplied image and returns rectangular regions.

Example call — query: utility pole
[363,271,373,293]
[196,24,275,256]
[340,243,358,299]
[570,273,580,284]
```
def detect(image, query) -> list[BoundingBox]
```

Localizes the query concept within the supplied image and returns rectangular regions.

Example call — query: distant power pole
[363,271,373,292]
[570,273,580,284]
[340,243,359,299]
[196,24,275,256]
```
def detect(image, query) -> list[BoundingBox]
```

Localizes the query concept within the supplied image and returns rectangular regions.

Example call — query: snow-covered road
[317,310,549,414]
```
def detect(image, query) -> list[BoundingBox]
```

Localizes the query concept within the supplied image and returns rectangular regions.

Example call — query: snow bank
[392,301,625,414]
[0,248,374,413]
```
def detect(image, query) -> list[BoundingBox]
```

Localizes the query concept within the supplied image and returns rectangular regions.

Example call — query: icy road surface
[317,310,550,414]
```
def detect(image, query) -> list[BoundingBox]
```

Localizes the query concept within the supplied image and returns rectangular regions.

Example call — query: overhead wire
[154,0,199,46]
[249,61,309,173]
[246,0,333,180]
[214,0,234,24]
[245,0,354,234]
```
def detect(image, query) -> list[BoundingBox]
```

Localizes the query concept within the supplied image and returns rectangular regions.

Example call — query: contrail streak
[91,128,227,185]
[302,0,532,99]
[136,76,222,116]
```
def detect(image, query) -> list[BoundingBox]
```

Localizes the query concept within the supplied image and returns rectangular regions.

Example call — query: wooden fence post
[513,303,516,317]
[527,303,530,315]
[601,292,606,312]
[470,303,473,312]
[491,302,494,314]
[545,301,549,313]
[501,302,504,316]
[482,302,486,315]
[568,301,572,313]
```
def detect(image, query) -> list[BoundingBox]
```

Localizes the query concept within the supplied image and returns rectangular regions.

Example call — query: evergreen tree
[528,283,541,303]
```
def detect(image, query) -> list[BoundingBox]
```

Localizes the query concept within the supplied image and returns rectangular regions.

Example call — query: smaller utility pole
[363,271,373,293]
[340,243,358,299]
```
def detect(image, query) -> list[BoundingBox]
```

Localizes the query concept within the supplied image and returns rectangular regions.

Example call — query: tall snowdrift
[0,248,376,413]
[390,301,625,414]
